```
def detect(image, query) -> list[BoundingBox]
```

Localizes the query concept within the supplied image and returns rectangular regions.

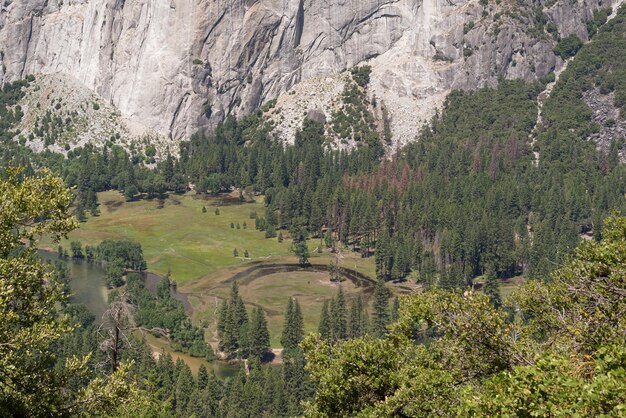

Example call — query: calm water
[38,251,238,379]
[39,250,109,321]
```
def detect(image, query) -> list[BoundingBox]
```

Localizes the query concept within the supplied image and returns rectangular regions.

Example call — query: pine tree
[483,264,502,308]
[226,368,245,416]
[281,298,294,349]
[438,265,462,290]
[318,300,331,340]
[268,367,287,416]
[331,287,347,341]
[291,223,310,266]
[203,370,222,416]
[174,362,195,412]
[283,349,313,415]
[217,299,230,352]
[293,299,304,344]
[281,298,305,352]
[157,353,176,400]
[348,295,367,338]
[248,307,270,360]
[219,282,250,356]
[372,277,390,337]
[235,296,249,354]
[244,357,266,416]
[197,364,209,390]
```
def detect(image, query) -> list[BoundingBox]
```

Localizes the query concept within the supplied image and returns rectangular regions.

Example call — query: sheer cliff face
[0,0,619,144]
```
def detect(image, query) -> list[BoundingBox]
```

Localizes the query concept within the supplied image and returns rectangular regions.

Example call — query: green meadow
[58,191,294,284]
[54,191,381,347]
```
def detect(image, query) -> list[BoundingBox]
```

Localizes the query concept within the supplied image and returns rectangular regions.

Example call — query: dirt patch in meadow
[102,199,124,212]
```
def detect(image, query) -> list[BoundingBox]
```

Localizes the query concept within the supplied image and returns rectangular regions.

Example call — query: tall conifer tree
[372,277,390,337]
[248,307,270,360]
[483,264,502,308]
[318,300,331,340]
[281,298,304,352]
[330,287,347,341]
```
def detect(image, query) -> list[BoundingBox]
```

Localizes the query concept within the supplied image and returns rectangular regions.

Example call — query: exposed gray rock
[13,73,173,157]
[583,88,626,154]
[0,0,622,146]
[307,109,327,125]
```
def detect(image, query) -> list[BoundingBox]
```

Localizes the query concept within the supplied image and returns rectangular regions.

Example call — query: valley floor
[49,190,395,347]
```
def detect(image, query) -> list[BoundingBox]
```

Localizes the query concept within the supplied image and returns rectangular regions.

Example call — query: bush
[554,35,583,59]
[145,145,156,158]
[350,66,372,88]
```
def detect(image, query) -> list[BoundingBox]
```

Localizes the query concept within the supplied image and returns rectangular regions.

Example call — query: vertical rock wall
[0,0,620,144]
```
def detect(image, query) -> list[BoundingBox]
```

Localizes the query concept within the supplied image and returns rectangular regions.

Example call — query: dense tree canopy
[302,214,626,416]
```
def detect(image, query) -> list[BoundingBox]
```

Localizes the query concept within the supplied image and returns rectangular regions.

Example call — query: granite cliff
[0,0,621,145]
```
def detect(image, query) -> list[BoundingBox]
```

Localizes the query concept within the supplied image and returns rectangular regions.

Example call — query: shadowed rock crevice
[293,0,305,47]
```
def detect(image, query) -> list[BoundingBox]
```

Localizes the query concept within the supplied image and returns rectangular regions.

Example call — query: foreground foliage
[0,168,149,416]
[303,215,626,416]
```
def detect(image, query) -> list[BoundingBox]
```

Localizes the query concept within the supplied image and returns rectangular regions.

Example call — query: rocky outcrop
[0,0,621,145]
[13,73,173,157]
[583,88,626,154]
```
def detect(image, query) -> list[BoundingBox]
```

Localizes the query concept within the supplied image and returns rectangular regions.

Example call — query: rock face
[0,0,621,145]
[13,73,173,157]
[583,88,626,153]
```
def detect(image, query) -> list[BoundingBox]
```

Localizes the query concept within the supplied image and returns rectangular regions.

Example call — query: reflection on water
[39,250,109,322]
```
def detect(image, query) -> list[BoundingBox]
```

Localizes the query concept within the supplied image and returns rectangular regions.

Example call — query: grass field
[56,191,296,283]
[54,191,382,347]
[185,266,371,347]
[57,191,378,284]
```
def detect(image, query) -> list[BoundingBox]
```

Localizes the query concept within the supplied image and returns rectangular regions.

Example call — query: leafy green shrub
[587,7,612,38]
[554,35,583,59]
[350,66,372,88]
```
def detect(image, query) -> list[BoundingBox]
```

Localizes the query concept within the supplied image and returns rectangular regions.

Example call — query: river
[39,251,238,379]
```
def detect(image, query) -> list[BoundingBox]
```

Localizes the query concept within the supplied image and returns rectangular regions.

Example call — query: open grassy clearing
[55,191,379,284]
[186,267,370,347]
[52,191,384,347]
[54,191,294,283]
